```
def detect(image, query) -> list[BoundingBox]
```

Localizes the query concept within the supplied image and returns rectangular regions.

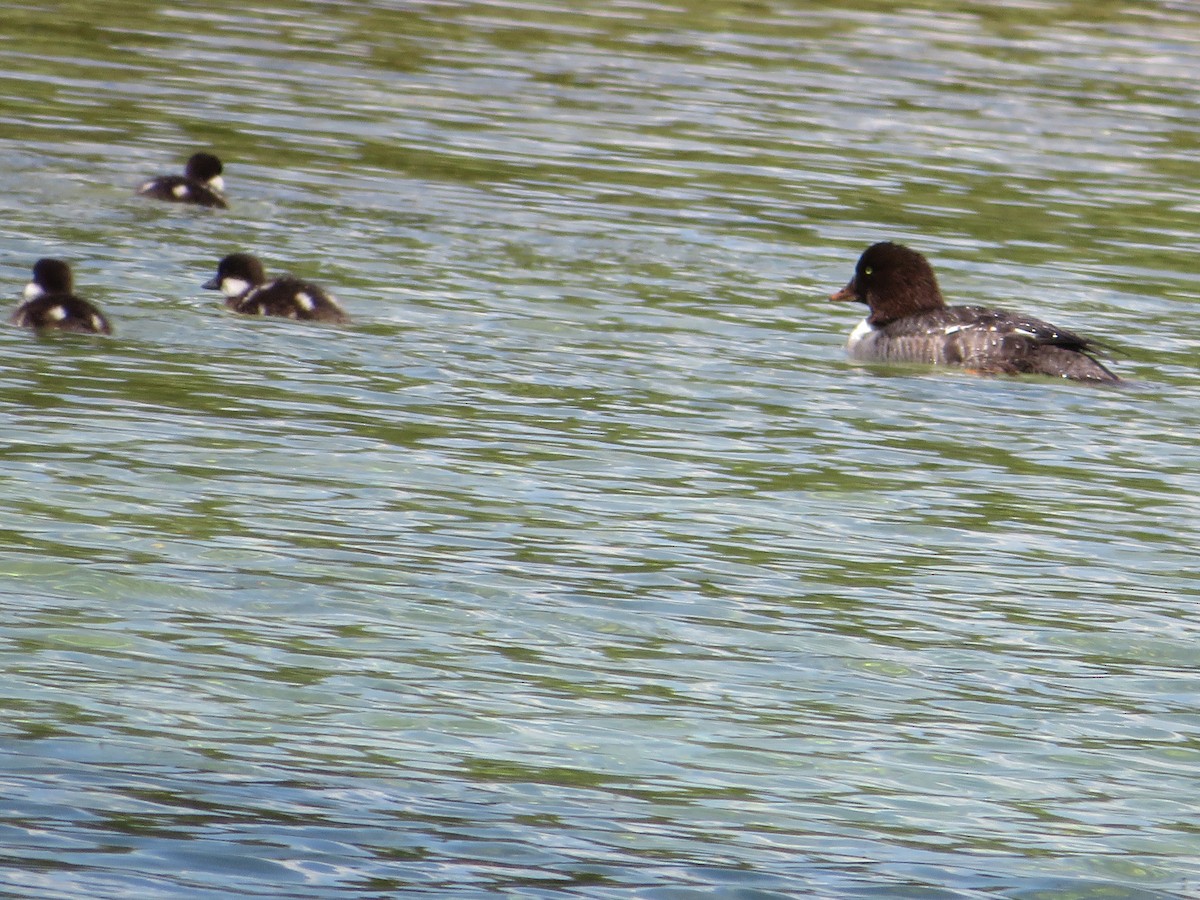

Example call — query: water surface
[1,2,1199,898]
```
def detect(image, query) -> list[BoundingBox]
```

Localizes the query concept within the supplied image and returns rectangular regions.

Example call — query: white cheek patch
[208,175,225,192]
[172,184,189,199]
[23,282,44,301]
[221,277,251,297]
[47,305,68,322]
[294,291,316,312]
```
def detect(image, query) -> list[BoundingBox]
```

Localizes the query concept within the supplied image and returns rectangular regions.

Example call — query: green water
[1,2,1198,898]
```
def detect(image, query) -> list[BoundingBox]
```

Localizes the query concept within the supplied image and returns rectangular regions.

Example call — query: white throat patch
[847,317,875,348]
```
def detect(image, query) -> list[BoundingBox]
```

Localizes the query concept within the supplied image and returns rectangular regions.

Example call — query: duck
[137,152,228,208]
[10,259,113,335]
[203,253,349,323]
[829,241,1119,383]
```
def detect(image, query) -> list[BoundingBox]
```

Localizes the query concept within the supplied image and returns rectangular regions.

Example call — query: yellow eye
[863,266,873,276]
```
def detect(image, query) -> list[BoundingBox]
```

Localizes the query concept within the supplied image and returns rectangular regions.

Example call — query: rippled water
[2,2,1200,898]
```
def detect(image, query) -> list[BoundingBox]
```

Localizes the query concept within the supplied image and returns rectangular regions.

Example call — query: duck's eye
[863,266,873,277]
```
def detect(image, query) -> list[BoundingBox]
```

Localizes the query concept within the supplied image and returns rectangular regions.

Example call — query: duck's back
[850,305,1118,383]
[11,294,112,335]
[233,276,349,323]
[138,176,227,208]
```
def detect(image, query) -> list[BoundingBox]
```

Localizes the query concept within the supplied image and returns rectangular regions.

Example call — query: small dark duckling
[203,253,349,323]
[10,259,112,335]
[137,152,228,209]
[830,241,1119,383]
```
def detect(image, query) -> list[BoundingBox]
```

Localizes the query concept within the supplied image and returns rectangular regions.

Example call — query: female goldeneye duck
[11,259,113,335]
[137,152,228,209]
[203,253,350,323]
[829,241,1119,383]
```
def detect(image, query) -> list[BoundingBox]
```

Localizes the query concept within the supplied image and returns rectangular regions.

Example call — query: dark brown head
[830,241,945,325]
[26,258,74,300]
[184,152,224,186]
[202,252,267,298]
